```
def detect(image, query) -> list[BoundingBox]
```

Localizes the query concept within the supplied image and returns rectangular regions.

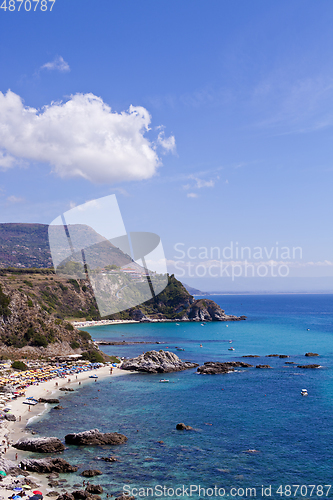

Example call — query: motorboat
[23,399,38,405]
[176,348,185,351]
[228,347,235,351]
[89,374,98,379]
[159,379,169,383]
[301,389,308,396]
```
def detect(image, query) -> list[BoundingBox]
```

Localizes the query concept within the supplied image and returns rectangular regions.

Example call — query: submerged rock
[99,456,118,462]
[65,429,127,446]
[121,350,199,373]
[81,469,102,477]
[20,457,78,473]
[197,361,253,374]
[305,352,319,357]
[256,365,272,369]
[14,436,65,453]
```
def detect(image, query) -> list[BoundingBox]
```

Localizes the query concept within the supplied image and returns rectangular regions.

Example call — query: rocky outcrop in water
[65,428,127,446]
[176,423,193,430]
[197,361,253,374]
[266,354,289,358]
[186,299,246,322]
[121,350,199,373]
[14,436,65,453]
[59,387,74,392]
[20,457,78,473]
[256,365,272,369]
[86,484,103,494]
[297,364,321,369]
[305,352,319,357]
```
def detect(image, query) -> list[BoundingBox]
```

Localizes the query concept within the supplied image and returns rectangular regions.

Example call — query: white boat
[228,347,235,351]
[89,374,98,379]
[159,379,169,383]
[301,389,308,396]
[23,400,38,405]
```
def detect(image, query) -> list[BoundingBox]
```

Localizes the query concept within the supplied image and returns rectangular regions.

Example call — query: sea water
[29,295,333,499]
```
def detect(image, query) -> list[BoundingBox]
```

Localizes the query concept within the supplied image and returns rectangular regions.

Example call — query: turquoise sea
[29,295,333,499]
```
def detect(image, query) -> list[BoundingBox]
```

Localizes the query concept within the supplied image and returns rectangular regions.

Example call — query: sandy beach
[0,364,130,498]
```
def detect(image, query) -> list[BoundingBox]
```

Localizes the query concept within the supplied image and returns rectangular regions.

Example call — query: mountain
[0,223,133,271]
[0,223,52,269]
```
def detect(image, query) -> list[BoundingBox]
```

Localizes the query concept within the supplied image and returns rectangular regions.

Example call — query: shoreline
[72,318,185,328]
[0,364,131,496]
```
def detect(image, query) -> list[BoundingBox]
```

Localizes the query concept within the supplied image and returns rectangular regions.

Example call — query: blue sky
[0,0,333,291]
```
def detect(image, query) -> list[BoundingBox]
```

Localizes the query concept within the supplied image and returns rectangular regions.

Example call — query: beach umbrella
[29,495,43,500]
[13,487,23,492]
[32,491,42,495]
[22,485,31,489]
[0,470,6,476]
[12,495,21,499]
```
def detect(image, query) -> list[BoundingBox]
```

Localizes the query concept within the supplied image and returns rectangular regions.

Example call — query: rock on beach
[20,457,78,473]
[14,436,65,453]
[65,428,127,446]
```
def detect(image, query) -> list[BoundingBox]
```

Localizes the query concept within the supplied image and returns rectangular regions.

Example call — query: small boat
[23,400,38,405]
[176,348,185,351]
[176,323,180,326]
[229,340,232,343]
[89,374,98,379]
[159,379,169,383]
[228,347,235,351]
[301,389,308,396]
[200,344,203,348]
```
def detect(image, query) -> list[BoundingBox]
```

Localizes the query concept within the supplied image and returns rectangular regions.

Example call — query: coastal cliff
[0,270,244,359]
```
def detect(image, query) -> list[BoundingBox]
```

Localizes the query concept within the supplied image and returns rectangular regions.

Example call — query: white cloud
[183,175,215,193]
[187,192,198,198]
[193,177,214,188]
[7,195,24,203]
[0,90,174,183]
[156,129,176,154]
[41,56,70,72]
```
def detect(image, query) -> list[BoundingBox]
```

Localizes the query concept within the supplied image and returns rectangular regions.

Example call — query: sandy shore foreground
[0,365,130,498]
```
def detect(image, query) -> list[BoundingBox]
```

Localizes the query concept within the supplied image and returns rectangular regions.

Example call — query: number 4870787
[1,0,56,11]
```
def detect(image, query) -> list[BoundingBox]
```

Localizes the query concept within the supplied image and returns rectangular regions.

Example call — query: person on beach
[15,453,18,460]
